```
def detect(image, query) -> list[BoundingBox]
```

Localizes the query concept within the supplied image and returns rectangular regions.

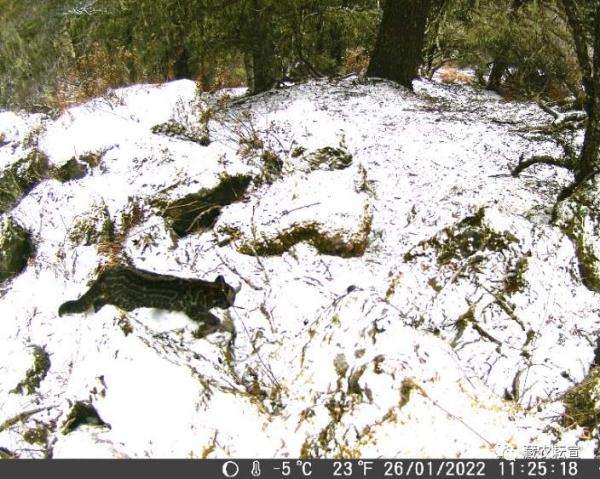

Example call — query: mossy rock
[154,174,252,237]
[562,367,600,432]
[78,151,103,168]
[151,119,210,145]
[238,212,372,258]
[0,217,33,282]
[50,158,88,183]
[554,179,600,293]
[404,208,518,265]
[504,255,530,294]
[23,424,51,446]
[0,149,49,213]
[0,447,16,459]
[306,147,353,171]
[61,402,109,434]
[68,205,114,246]
[10,346,50,395]
[259,150,283,183]
[291,146,306,158]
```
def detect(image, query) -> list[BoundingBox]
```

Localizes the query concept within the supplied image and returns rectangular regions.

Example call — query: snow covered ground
[0,74,598,458]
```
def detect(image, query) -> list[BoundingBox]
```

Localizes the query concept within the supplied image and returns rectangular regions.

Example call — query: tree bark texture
[248,0,276,93]
[578,4,600,180]
[561,0,593,102]
[367,0,433,89]
[562,0,600,180]
[486,61,506,91]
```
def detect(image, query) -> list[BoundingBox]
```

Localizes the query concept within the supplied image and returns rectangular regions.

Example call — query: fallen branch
[482,286,526,332]
[406,381,495,448]
[214,247,262,291]
[231,308,281,392]
[538,100,587,125]
[471,322,503,346]
[249,203,271,286]
[0,407,53,432]
[511,153,573,177]
[281,202,320,217]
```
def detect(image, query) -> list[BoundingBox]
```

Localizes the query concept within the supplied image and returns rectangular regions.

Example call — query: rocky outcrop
[0,150,48,213]
[154,175,252,237]
[0,217,32,282]
[216,167,372,257]
[554,176,600,293]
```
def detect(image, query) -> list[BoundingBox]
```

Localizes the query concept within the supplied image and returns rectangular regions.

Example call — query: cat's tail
[58,300,88,316]
[58,276,104,317]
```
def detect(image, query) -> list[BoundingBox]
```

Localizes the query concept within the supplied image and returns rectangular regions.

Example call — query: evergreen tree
[486,0,527,92]
[434,0,582,100]
[0,0,588,106]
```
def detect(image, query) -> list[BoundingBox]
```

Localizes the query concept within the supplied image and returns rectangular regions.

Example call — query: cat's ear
[215,275,225,285]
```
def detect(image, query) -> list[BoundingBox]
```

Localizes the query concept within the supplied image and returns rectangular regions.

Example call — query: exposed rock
[0,149,49,213]
[61,402,109,434]
[238,217,372,257]
[154,174,252,237]
[49,151,104,183]
[306,146,353,171]
[216,168,372,257]
[404,208,518,265]
[50,157,88,182]
[68,204,114,246]
[0,217,33,282]
[0,447,16,459]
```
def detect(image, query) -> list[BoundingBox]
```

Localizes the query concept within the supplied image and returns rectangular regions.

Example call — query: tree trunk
[577,4,600,181]
[367,0,433,89]
[561,0,600,181]
[172,45,192,80]
[548,3,600,295]
[486,61,506,91]
[248,0,276,93]
[486,0,527,92]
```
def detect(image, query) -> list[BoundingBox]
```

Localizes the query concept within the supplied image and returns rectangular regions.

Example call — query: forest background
[0,0,594,112]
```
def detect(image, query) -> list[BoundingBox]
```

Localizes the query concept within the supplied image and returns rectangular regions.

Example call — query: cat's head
[214,275,239,308]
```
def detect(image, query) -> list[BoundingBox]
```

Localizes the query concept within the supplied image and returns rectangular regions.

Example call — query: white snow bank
[0,77,597,458]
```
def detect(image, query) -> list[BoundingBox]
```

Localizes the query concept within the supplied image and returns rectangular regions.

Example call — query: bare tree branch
[538,100,587,124]
[512,154,573,177]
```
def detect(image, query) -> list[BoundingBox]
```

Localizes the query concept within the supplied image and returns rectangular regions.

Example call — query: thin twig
[213,247,262,291]
[249,202,271,286]
[231,308,281,391]
[281,202,321,217]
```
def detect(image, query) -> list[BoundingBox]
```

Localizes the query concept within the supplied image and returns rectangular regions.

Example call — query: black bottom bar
[0,459,598,479]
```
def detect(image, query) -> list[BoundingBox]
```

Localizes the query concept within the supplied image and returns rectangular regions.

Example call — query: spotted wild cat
[58,265,238,325]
